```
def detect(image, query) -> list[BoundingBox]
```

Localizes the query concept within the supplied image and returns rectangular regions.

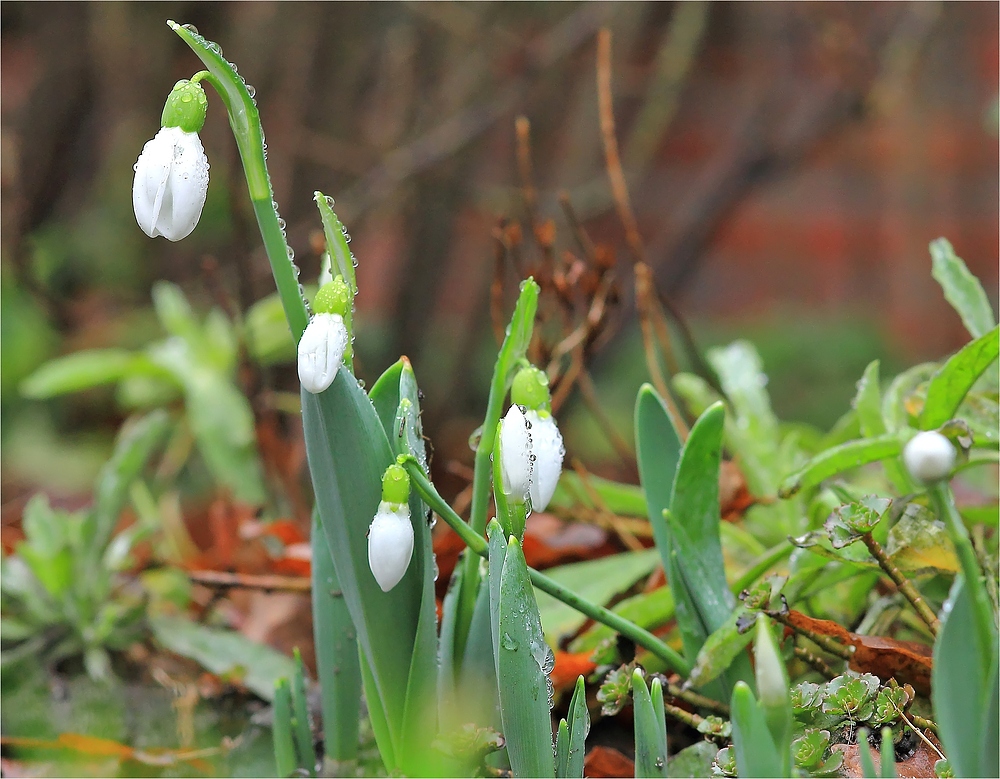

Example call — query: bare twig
[570,459,643,551]
[187,570,311,593]
[861,532,940,635]
[794,644,836,678]
[769,611,853,661]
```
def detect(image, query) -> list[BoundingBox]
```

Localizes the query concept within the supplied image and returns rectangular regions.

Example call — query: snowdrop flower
[368,465,413,592]
[297,313,348,394]
[133,79,210,241]
[499,404,533,504]
[903,430,956,483]
[499,366,565,511]
[525,409,564,512]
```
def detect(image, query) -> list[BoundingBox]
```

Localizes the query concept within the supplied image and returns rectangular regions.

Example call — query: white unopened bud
[297,313,347,394]
[525,410,564,512]
[367,501,413,592]
[903,431,956,483]
[499,405,533,503]
[132,126,209,241]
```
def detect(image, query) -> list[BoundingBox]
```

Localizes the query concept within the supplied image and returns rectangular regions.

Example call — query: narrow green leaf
[20,349,148,399]
[310,517,360,764]
[880,727,897,779]
[359,652,396,772]
[779,434,902,497]
[273,679,297,778]
[730,681,782,778]
[302,371,419,753]
[458,569,501,732]
[291,650,317,776]
[632,670,668,778]
[688,607,754,689]
[857,728,878,779]
[88,411,170,556]
[555,720,570,778]
[496,536,555,778]
[853,360,886,437]
[650,677,667,751]
[920,326,1000,429]
[550,472,648,517]
[979,660,999,777]
[368,359,404,439]
[932,575,998,778]
[565,676,590,779]
[930,238,996,339]
[635,384,683,528]
[669,403,730,607]
[314,193,357,366]
[570,585,675,653]
[753,616,791,767]
[487,519,508,682]
[150,615,296,701]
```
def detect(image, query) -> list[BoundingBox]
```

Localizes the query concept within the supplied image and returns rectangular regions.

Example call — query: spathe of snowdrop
[297,313,347,394]
[903,430,956,483]
[133,79,210,241]
[368,464,413,592]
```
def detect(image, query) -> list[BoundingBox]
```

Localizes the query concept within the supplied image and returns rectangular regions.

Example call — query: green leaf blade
[632,671,668,778]
[930,238,996,339]
[920,325,1000,429]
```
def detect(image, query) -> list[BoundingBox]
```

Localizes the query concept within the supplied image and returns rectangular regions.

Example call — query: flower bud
[499,405,533,503]
[525,409,564,511]
[297,313,348,394]
[133,126,209,241]
[160,79,208,134]
[511,366,550,411]
[903,430,956,483]
[313,276,351,317]
[367,464,414,592]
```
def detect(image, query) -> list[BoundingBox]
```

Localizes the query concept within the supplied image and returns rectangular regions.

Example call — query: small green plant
[1,411,168,678]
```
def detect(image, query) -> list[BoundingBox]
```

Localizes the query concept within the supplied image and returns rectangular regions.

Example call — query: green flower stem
[401,457,693,677]
[169,21,309,341]
[929,482,997,662]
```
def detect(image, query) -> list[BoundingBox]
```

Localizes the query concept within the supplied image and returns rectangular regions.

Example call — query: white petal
[903,431,955,483]
[297,313,347,393]
[500,405,533,503]
[367,503,414,592]
[525,410,564,511]
[132,127,209,241]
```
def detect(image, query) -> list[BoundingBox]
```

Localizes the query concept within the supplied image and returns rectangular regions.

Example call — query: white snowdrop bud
[903,431,956,483]
[367,501,414,592]
[499,404,533,504]
[525,409,564,512]
[297,313,348,394]
[132,126,210,241]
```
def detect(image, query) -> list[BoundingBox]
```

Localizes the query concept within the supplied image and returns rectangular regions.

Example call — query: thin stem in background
[860,531,940,635]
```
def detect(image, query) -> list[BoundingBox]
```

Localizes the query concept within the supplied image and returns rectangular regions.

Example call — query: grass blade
[779,435,902,497]
[565,675,590,779]
[730,681,782,778]
[291,649,317,776]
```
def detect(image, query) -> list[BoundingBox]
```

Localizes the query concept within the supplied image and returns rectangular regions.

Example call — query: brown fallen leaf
[550,651,597,692]
[583,745,635,778]
[781,610,933,695]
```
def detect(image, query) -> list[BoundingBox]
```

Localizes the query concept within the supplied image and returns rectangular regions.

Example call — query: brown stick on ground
[188,570,311,593]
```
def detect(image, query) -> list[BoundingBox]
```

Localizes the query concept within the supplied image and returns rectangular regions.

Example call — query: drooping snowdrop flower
[297,312,348,394]
[499,404,533,504]
[368,464,413,592]
[903,430,956,483]
[525,409,564,512]
[499,366,566,511]
[133,79,210,241]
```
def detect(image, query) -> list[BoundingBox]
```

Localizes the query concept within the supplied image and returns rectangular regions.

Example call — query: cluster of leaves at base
[596,662,638,716]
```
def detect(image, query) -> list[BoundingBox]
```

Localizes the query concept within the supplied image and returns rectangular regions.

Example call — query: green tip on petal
[381,463,410,504]
[161,79,208,133]
[511,365,550,410]
[314,276,351,317]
